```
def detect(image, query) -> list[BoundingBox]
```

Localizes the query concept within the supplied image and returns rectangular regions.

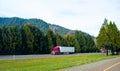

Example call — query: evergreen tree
[74,38,80,53]
[0,28,3,54]
[107,22,119,55]
[20,25,27,54]
[31,26,44,54]
[116,31,120,54]
[1,26,9,54]
[14,27,22,55]
[85,35,93,52]
[46,29,56,53]
[96,19,120,55]
[96,19,110,55]
[64,35,74,47]
[56,33,66,46]
[21,24,34,54]
[74,31,80,53]
[80,33,87,52]
[44,35,49,54]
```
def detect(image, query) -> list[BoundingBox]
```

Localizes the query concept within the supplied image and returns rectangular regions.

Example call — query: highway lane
[0,53,100,60]
[59,57,120,71]
[104,62,120,71]
[108,64,120,71]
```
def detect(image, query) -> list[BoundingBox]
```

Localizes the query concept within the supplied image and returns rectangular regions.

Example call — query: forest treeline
[96,19,120,55]
[0,24,98,55]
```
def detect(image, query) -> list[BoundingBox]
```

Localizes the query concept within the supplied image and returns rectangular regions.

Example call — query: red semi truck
[51,46,75,55]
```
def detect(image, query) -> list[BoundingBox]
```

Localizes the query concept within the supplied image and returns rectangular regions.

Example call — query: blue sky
[0,0,120,36]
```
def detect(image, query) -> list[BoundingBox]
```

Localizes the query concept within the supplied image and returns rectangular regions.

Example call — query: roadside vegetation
[0,18,120,55]
[0,54,119,71]
[96,18,120,55]
[0,24,97,55]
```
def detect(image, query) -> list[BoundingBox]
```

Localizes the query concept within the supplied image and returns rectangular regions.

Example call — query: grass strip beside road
[0,54,119,71]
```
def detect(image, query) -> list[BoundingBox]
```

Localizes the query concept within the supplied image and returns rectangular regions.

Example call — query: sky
[0,0,120,36]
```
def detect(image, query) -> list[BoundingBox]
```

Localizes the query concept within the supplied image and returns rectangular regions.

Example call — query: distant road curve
[0,53,100,60]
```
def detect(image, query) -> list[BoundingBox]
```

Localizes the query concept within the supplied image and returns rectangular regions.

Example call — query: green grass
[0,54,119,71]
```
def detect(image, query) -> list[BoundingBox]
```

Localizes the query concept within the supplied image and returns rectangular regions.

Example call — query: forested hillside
[0,17,81,36]
[0,24,98,55]
[0,17,99,55]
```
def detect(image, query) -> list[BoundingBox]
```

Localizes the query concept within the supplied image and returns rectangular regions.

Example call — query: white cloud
[0,0,120,36]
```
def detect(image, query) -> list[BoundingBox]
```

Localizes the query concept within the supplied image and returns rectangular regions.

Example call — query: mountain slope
[0,17,87,36]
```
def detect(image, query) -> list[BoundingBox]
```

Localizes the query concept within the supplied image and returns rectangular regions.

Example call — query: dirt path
[58,57,120,71]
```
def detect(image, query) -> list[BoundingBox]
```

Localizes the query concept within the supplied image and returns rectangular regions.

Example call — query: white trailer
[59,46,75,54]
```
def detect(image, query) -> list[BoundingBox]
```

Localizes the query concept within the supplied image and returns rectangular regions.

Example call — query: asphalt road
[107,63,120,71]
[0,53,100,60]
[59,57,120,71]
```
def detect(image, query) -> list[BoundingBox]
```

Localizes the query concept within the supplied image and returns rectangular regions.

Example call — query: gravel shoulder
[58,57,120,71]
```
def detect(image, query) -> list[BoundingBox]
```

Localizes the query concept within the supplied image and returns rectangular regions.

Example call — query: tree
[107,22,119,55]
[96,19,110,55]
[56,33,67,46]
[15,27,22,55]
[64,35,74,47]
[31,26,45,54]
[85,34,97,52]
[44,35,49,54]
[0,28,3,54]
[8,26,21,55]
[74,31,80,53]
[116,31,120,54]
[113,23,120,55]
[96,18,120,55]
[21,24,34,54]
[96,26,108,47]
[79,33,87,52]
[1,26,11,54]
[46,29,56,53]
